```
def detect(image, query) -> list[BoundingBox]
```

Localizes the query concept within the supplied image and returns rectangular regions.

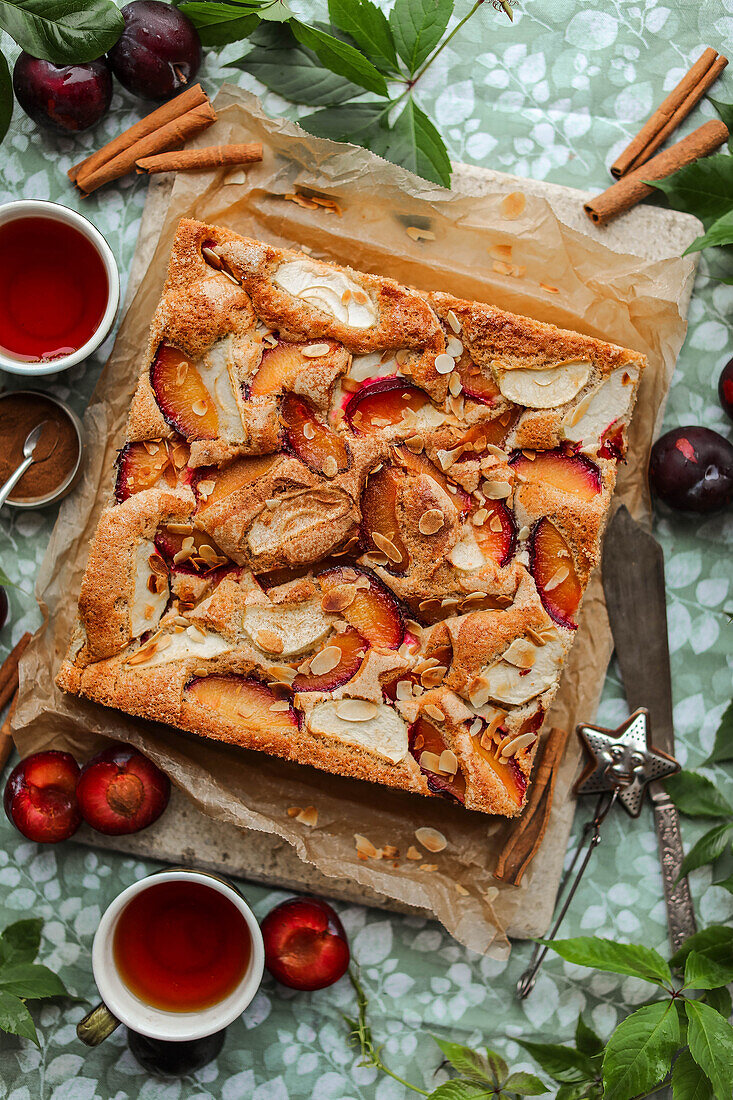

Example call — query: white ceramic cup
[0,199,119,377]
[79,869,265,1044]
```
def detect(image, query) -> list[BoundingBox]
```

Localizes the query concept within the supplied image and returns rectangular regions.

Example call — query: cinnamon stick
[611,48,727,179]
[0,690,18,773]
[0,632,31,708]
[136,142,263,175]
[493,726,571,885]
[69,83,209,184]
[585,119,729,226]
[74,99,218,195]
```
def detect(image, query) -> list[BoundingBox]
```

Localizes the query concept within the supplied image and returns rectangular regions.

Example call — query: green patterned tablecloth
[1,3,731,1097]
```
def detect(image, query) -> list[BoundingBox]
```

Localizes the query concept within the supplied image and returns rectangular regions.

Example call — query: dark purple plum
[720,357,733,423]
[649,426,733,513]
[108,1,202,101]
[12,54,112,134]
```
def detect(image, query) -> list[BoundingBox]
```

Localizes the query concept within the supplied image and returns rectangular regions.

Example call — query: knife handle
[652,792,697,953]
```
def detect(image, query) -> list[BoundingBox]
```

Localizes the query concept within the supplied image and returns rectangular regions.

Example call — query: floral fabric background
[0,1,732,1097]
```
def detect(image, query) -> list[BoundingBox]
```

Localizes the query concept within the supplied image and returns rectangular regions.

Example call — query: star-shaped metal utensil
[575,708,680,817]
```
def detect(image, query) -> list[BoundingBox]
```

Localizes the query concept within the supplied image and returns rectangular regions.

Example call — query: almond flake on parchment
[295,806,318,827]
[406,226,436,242]
[416,826,447,852]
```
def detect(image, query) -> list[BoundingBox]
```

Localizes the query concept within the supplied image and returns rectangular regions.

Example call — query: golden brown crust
[58,219,648,818]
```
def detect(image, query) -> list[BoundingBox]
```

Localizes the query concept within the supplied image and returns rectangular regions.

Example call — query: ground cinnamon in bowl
[0,391,83,506]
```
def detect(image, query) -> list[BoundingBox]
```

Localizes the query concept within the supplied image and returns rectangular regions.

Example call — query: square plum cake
[57,219,646,817]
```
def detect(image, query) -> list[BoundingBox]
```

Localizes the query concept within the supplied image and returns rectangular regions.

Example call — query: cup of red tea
[77,869,264,1049]
[0,199,119,376]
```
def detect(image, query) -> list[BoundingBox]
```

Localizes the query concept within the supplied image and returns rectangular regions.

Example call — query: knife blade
[602,505,697,952]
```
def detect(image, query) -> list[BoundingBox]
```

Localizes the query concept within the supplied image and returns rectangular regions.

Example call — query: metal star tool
[575,708,680,817]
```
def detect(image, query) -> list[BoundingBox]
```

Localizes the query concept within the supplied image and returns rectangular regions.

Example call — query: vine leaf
[601,1001,680,1100]
[328,0,399,74]
[685,1000,733,1099]
[0,0,124,64]
[389,0,454,75]
[290,19,388,96]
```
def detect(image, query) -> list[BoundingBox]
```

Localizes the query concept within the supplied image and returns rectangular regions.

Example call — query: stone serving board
[74,164,701,925]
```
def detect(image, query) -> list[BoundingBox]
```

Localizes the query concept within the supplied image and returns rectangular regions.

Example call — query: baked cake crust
[57,218,646,817]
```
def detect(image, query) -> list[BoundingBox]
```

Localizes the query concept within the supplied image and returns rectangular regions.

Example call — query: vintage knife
[602,504,697,951]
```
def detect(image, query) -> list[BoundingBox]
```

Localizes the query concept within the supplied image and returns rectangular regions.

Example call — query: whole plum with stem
[108,1,202,101]
[13,54,112,134]
[649,426,733,513]
[720,357,733,423]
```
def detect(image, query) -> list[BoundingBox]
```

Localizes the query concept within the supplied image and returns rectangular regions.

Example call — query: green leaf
[0,0,124,65]
[706,700,733,765]
[671,1048,714,1100]
[685,209,733,255]
[672,926,733,970]
[665,771,733,819]
[648,153,733,229]
[544,937,673,986]
[602,1000,680,1100]
[237,30,364,106]
[178,3,260,46]
[575,1015,604,1058]
[370,97,451,186]
[714,871,733,892]
[328,0,398,73]
[517,1040,595,1084]
[0,990,38,1045]
[0,48,11,147]
[0,963,67,1000]
[679,823,733,877]
[709,98,733,142]
[432,1036,494,1084]
[0,919,42,967]
[702,984,732,1019]
[301,101,389,145]
[685,999,733,1099]
[428,1083,492,1100]
[502,1071,547,1095]
[290,19,388,96]
[555,1086,600,1100]
[389,0,453,75]
[684,948,733,991]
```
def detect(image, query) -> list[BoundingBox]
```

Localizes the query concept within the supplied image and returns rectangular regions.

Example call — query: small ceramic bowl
[0,199,119,377]
[0,390,84,508]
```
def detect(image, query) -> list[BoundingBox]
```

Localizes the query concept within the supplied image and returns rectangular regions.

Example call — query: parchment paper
[12,89,696,955]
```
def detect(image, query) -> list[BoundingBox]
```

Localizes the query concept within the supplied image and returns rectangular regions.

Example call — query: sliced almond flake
[455,883,470,896]
[256,629,284,654]
[468,678,491,708]
[438,749,458,775]
[197,479,216,498]
[503,638,536,668]
[518,525,530,541]
[142,440,161,456]
[173,545,194,565]
[448,394,465,419]
[268,665,297,685]
[406,226,436,241]
[166,522,194,536]
[446,309,461,334]
[353,289,368,305]
[421,666,447,689]
[446,336,463,357]
[321,584,356,613]
[323,455,339,478]
[544,566,569,591]
[303,422,316,440]
[483,480,511,500]
[309,645,342,676]
[395,680,414,701]
[436,448,457,470]
[186,624,207,644]
[405,435,424,454]
[540,282,560,293]
[406,846,421,860]
[418,508,445,535]
[192,399,209,417]
[296,806,318,827]
[405,618,423,635]
[469,717,483,737]
[302,342,331,358]
[525,626,548,646]
[424,703,445,722]
[287,806,301,817]
[472,508,488,527]
[197,543,220,565]
[419,863,438,873]
[501,732,536,758]
[372,531,403,563]
[354,833,379,858]
[382,844,399,859]
[449,372,463,397]
[267,699,291,714]
[336,699,378,722]
[148,553,168,576]
[415,826,447,852]
[419,750,442,774]
[493,260,514,276]
[434,353,455,375]
[500,191,526,220]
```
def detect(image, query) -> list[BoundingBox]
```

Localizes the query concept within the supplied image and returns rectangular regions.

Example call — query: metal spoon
[0,421,53,514]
